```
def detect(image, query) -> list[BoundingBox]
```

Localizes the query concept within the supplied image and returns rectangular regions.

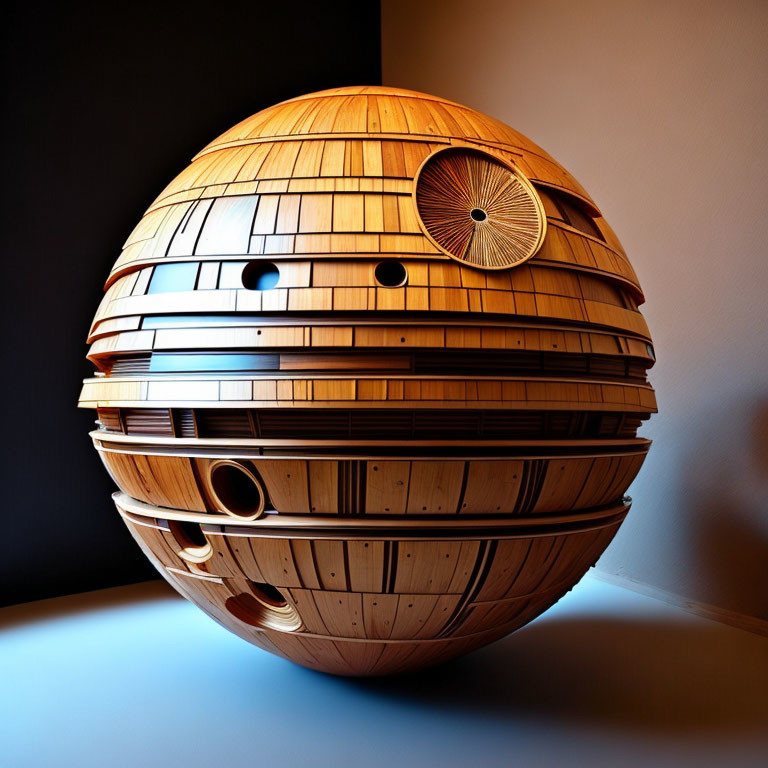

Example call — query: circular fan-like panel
[415,147,546,270]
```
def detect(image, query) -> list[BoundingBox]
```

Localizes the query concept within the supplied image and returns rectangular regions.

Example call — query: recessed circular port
[208,460,266,520]
[242,261,280,290]
[168,519,212,563]
[470,207,487,222]
[225,583,302,632]
[374,260,408,288]
[251,581,289,608]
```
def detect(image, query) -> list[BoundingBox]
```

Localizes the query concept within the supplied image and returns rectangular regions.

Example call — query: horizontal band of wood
[110,198,637,291]
[88,317,653,363]
[90,291,648,344]
[93,429,649,453]
[180,134,593,213]
[79,373,657,412]
[100,445,646,520]
[117,492,629,538]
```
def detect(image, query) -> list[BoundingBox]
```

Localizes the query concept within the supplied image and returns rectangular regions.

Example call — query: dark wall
[0,1,381,607]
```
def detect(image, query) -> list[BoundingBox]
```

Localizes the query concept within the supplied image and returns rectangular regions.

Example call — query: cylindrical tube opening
[374,260,408,288]
[208,461,266,520]
[225,582,302,632]
[168,519,213,563]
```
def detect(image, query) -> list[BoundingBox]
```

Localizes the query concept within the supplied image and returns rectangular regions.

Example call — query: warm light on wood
[80,86,656,676]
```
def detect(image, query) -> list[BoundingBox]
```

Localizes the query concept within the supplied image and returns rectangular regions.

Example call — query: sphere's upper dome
[197,86,588,198]
[107,85,642,303]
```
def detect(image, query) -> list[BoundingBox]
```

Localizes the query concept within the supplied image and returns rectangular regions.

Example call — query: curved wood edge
[91,429,652,454]
[115,491,630,537]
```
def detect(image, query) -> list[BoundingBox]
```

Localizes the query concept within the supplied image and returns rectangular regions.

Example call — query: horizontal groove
[97,407,648,441]
[117,491,630,538]
[105,349,651,381]
[92,429,650,460]
[91,310,654,340]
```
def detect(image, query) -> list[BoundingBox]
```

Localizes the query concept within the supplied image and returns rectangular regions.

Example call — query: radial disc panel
[415,147,546,269]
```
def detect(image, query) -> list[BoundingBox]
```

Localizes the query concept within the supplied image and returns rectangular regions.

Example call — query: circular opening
[225,585,302,632]
[242,261,280,290]
[209,461,266,520]
[251,581,287,608]
[168,520,212,563]
[374,260,408,288]
[470,207,487,222]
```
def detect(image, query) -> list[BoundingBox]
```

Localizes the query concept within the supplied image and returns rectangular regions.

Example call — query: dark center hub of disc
[470,208,487,222]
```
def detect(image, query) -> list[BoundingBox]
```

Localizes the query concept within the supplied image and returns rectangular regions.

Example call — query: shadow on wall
[752,398,768,478]
[351,615,768,735]
[681,395,768,623]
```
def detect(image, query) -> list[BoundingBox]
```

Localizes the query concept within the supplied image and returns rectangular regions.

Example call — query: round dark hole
[250,581,287,608]
[374,260,407,288]
[224,587,302,631]
[168,520,207,549]
[470,208,487,222]
[242,261,280,290]
[210,463,264,517]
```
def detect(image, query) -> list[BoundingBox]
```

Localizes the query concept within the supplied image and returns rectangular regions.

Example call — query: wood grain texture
[98,448,647,518]
[80,86,656,675]
[415,147,545,269]
[119,495,626,675]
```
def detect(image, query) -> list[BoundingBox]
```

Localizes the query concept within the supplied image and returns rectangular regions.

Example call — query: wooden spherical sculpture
[80,87,656,676]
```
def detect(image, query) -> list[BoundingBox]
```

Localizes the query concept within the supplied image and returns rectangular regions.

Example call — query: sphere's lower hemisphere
[118,492,628,676]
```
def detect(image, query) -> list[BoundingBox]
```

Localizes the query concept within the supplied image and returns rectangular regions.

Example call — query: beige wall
[383,0,768,623]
